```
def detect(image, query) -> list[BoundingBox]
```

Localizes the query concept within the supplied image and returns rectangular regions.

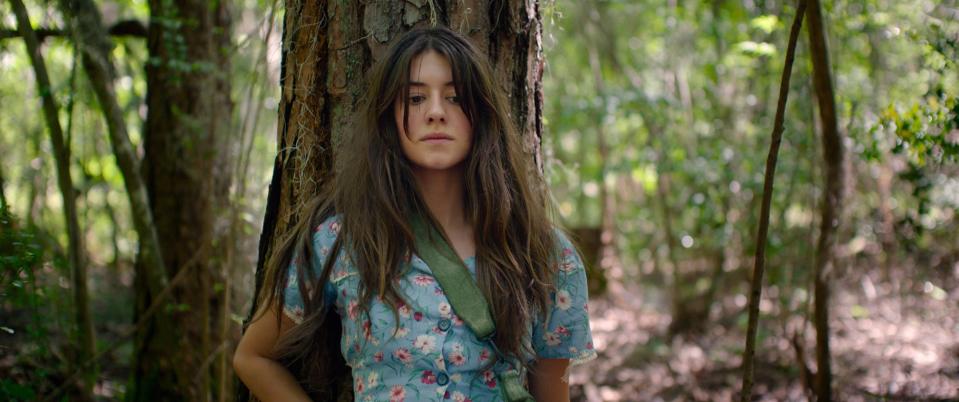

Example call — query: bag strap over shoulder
[410,215,534,402]
[410,216,495,340]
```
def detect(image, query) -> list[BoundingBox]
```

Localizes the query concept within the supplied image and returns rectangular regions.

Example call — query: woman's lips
[421,133,453,142]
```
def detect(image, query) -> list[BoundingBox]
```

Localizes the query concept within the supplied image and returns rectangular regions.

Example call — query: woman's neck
[412,166,468,231]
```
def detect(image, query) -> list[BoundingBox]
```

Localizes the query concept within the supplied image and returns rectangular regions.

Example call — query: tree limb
[0,19,147,41]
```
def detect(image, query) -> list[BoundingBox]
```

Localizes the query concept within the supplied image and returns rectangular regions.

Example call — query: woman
[234,26,595,402]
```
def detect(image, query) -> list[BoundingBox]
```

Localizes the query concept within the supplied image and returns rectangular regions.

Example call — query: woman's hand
[233,304,312,402]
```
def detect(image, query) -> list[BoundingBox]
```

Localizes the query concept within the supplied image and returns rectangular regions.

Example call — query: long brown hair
[257,26,559,397]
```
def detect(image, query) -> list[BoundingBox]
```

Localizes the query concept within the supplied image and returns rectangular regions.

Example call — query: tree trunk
[739,1,806,399]
[584,1,625,303]
[806,0,844,400]
[10,0,95,398]
[239,0,545,400]
[132,0,233,400]
[0,157,7,209]
[58,0,169,304]
[866,28,897,286]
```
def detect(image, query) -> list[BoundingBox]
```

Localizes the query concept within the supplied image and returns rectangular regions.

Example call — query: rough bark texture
[240,0,544,400]
[739,1,806,399]
[807,0,844,400]
[132,0,233,400]
[10,0,95,397]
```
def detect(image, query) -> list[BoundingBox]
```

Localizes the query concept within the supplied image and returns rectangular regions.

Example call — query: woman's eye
[409,95,426,104]
[446,96,460,104]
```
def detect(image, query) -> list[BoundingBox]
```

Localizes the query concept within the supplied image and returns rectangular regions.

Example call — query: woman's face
[394,50,473,172]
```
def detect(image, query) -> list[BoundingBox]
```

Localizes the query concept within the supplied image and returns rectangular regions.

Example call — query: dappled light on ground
[568,273,959,402]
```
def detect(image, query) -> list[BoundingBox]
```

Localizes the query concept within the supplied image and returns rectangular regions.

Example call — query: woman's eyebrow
[409,81,455,87]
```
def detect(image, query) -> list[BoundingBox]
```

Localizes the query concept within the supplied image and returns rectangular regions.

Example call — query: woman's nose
[426,97,446,123]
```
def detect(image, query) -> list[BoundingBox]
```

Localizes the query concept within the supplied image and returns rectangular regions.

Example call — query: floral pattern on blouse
[283,215,596,401]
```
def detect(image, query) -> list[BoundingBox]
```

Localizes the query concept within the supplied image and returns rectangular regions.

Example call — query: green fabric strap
[410,216,495,339]
[410,216,534,402]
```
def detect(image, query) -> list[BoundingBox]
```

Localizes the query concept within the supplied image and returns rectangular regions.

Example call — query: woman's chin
[411,159,466,173]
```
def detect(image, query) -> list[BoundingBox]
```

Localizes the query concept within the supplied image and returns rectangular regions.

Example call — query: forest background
[1,0,957,401]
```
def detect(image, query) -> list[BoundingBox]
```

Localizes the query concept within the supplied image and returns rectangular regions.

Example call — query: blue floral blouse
[283,216,595,402]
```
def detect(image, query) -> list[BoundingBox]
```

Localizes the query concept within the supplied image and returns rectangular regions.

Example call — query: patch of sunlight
[583,181,599,198]
[923,281,947,301]
[631,165,657,194]
[559,201,574,217]
[735,40,777,57]
[785,204,813,228]
[751,15,781,34]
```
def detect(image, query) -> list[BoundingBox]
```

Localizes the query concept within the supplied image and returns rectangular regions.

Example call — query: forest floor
[569,266,959,402]
[2,262,958,401]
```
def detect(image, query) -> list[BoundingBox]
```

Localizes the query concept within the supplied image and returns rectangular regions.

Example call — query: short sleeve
[531,230,597,366]
[282,217,341,324]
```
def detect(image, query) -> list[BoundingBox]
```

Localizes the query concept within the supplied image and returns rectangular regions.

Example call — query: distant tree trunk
[739,1,806,400]
[132,0,233,400]
[10,0,95,398]
[0,159,7,209]
[239,0,545,400]
[866,28,897,285]
[26,131,43,227]
[585,16,623,302]
[806,0,844,400]
[58,0,169,304]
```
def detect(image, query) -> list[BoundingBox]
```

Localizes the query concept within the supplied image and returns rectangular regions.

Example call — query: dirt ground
[568,269,959,402]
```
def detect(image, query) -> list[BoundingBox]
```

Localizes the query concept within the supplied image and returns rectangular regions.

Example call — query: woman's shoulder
[310,214,343,247]
[308,214,360,281]
[550,226,578,254]
[548,226,587,276]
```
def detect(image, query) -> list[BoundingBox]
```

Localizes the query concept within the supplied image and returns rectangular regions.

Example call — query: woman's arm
[528,358,571,402]
[233,304,312,402]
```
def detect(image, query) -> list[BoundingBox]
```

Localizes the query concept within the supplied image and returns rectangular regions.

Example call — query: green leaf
[750,15,780,34]
[735,41,777,57]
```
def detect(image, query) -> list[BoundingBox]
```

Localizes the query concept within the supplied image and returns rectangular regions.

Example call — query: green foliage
[0,205,66,400]
[0,204,42,307]
[0,379,36,402]
[543,0,959,335]
[870,18,959,243]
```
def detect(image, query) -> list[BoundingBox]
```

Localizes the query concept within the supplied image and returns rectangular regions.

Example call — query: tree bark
[9,0,95,398]
[806,0,844,400]
[130,0,233,400]
[739,1,806,400]
[239,0,545,400]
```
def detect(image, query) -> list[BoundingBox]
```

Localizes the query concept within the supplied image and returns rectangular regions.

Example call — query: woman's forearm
[528,358,571,402]
[234,354,312,402]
